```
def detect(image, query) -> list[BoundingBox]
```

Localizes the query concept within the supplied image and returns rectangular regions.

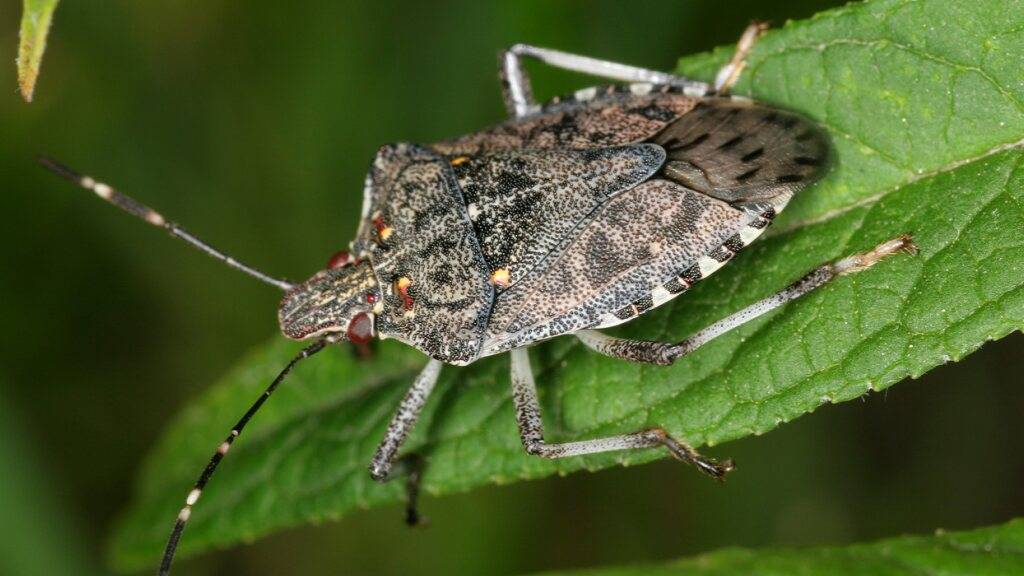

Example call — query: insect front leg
[510,348,732,479]
[386,453,428,526]
[498,44,710,119]
[577,235,918,366]
[369,359,443,524]
[369,359,443,480]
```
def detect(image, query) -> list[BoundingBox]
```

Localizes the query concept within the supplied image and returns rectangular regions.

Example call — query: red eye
[365,292,378,304]
[346,312,374,344]
[327,250,353,269]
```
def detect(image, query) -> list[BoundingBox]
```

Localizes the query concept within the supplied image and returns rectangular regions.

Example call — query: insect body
[42,24,915,575]
[284,92,828,364]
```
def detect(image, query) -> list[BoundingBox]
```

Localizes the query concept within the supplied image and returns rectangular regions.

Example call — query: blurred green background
[2,1,1022,574]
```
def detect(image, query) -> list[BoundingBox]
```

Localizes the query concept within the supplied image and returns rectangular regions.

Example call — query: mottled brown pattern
[434,89,700,154]
[453,144,664,283]
[482,179,750,356]
[354,144,492,364]
[345,88,828,364]
[278,262,379,340]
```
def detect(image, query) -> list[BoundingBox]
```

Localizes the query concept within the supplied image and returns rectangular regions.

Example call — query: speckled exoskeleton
[42,23,916,576]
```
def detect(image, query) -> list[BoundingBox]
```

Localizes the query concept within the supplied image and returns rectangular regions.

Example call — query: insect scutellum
[41,22,919,576]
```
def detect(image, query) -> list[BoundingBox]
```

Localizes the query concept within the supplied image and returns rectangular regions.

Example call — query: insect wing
[451,144,665,284]
[653,98,829,204]
[481,99,829,353]
[482,179,755,354]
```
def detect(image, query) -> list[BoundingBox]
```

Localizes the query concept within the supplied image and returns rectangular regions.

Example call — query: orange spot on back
[490,268,511,287]
[395,277,414,310]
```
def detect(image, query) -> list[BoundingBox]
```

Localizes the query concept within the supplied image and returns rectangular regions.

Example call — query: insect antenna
[159,337,333,576]
[38,156,294,291]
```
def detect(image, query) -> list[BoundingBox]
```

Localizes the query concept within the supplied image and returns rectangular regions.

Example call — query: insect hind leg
[499,44,710,119]
[714,21,769,94]
[577,235,918,366]
[510,348,732,479]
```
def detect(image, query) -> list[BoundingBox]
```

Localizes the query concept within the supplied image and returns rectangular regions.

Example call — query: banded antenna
[159,337,331,575]
[38,156,294,291]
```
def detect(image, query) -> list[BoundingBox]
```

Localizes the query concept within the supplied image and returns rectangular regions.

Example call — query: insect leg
[388,453,427,526]
[510,348,732,479]
[499,44,711,119]
[159,339,330,576]
[577,235,918,365]
[574,331,679,365]
[369,359,443,481]
[714,21,769,94]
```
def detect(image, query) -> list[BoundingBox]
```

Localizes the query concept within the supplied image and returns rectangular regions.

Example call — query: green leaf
[110,0,1024,569]
[17,0,59,102]
[530,518,1024,576]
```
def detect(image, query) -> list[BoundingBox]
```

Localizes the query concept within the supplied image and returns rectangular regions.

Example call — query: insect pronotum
[42,23,916,575]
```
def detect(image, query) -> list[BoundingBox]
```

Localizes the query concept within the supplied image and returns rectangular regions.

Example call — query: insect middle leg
[369,359,443,525]
[509,348,733,479]
[576,235,918,366]
[498,45,711,119]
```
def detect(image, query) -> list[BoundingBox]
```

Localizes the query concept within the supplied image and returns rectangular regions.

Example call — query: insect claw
[368,466,390,483]
[405,508,430,528]
[894,233,920,255]
[645,428,734,481]
[833,234,918,275]
[702,458,736,482]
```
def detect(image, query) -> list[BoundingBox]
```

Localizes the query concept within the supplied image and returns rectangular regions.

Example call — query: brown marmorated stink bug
[41,24,916,575]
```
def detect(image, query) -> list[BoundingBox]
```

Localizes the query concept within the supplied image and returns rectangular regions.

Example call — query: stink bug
[41,23,916,575]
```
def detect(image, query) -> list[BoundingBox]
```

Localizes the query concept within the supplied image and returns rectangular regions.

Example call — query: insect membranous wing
[479,99,830,355]
[451,144,664,284]
[356,143,492,364]
[652,98,829,204]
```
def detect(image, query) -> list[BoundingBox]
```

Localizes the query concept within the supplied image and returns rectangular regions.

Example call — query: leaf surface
[532,519,1024,576]
[17,0,60,102]
[111,0,1024,568]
